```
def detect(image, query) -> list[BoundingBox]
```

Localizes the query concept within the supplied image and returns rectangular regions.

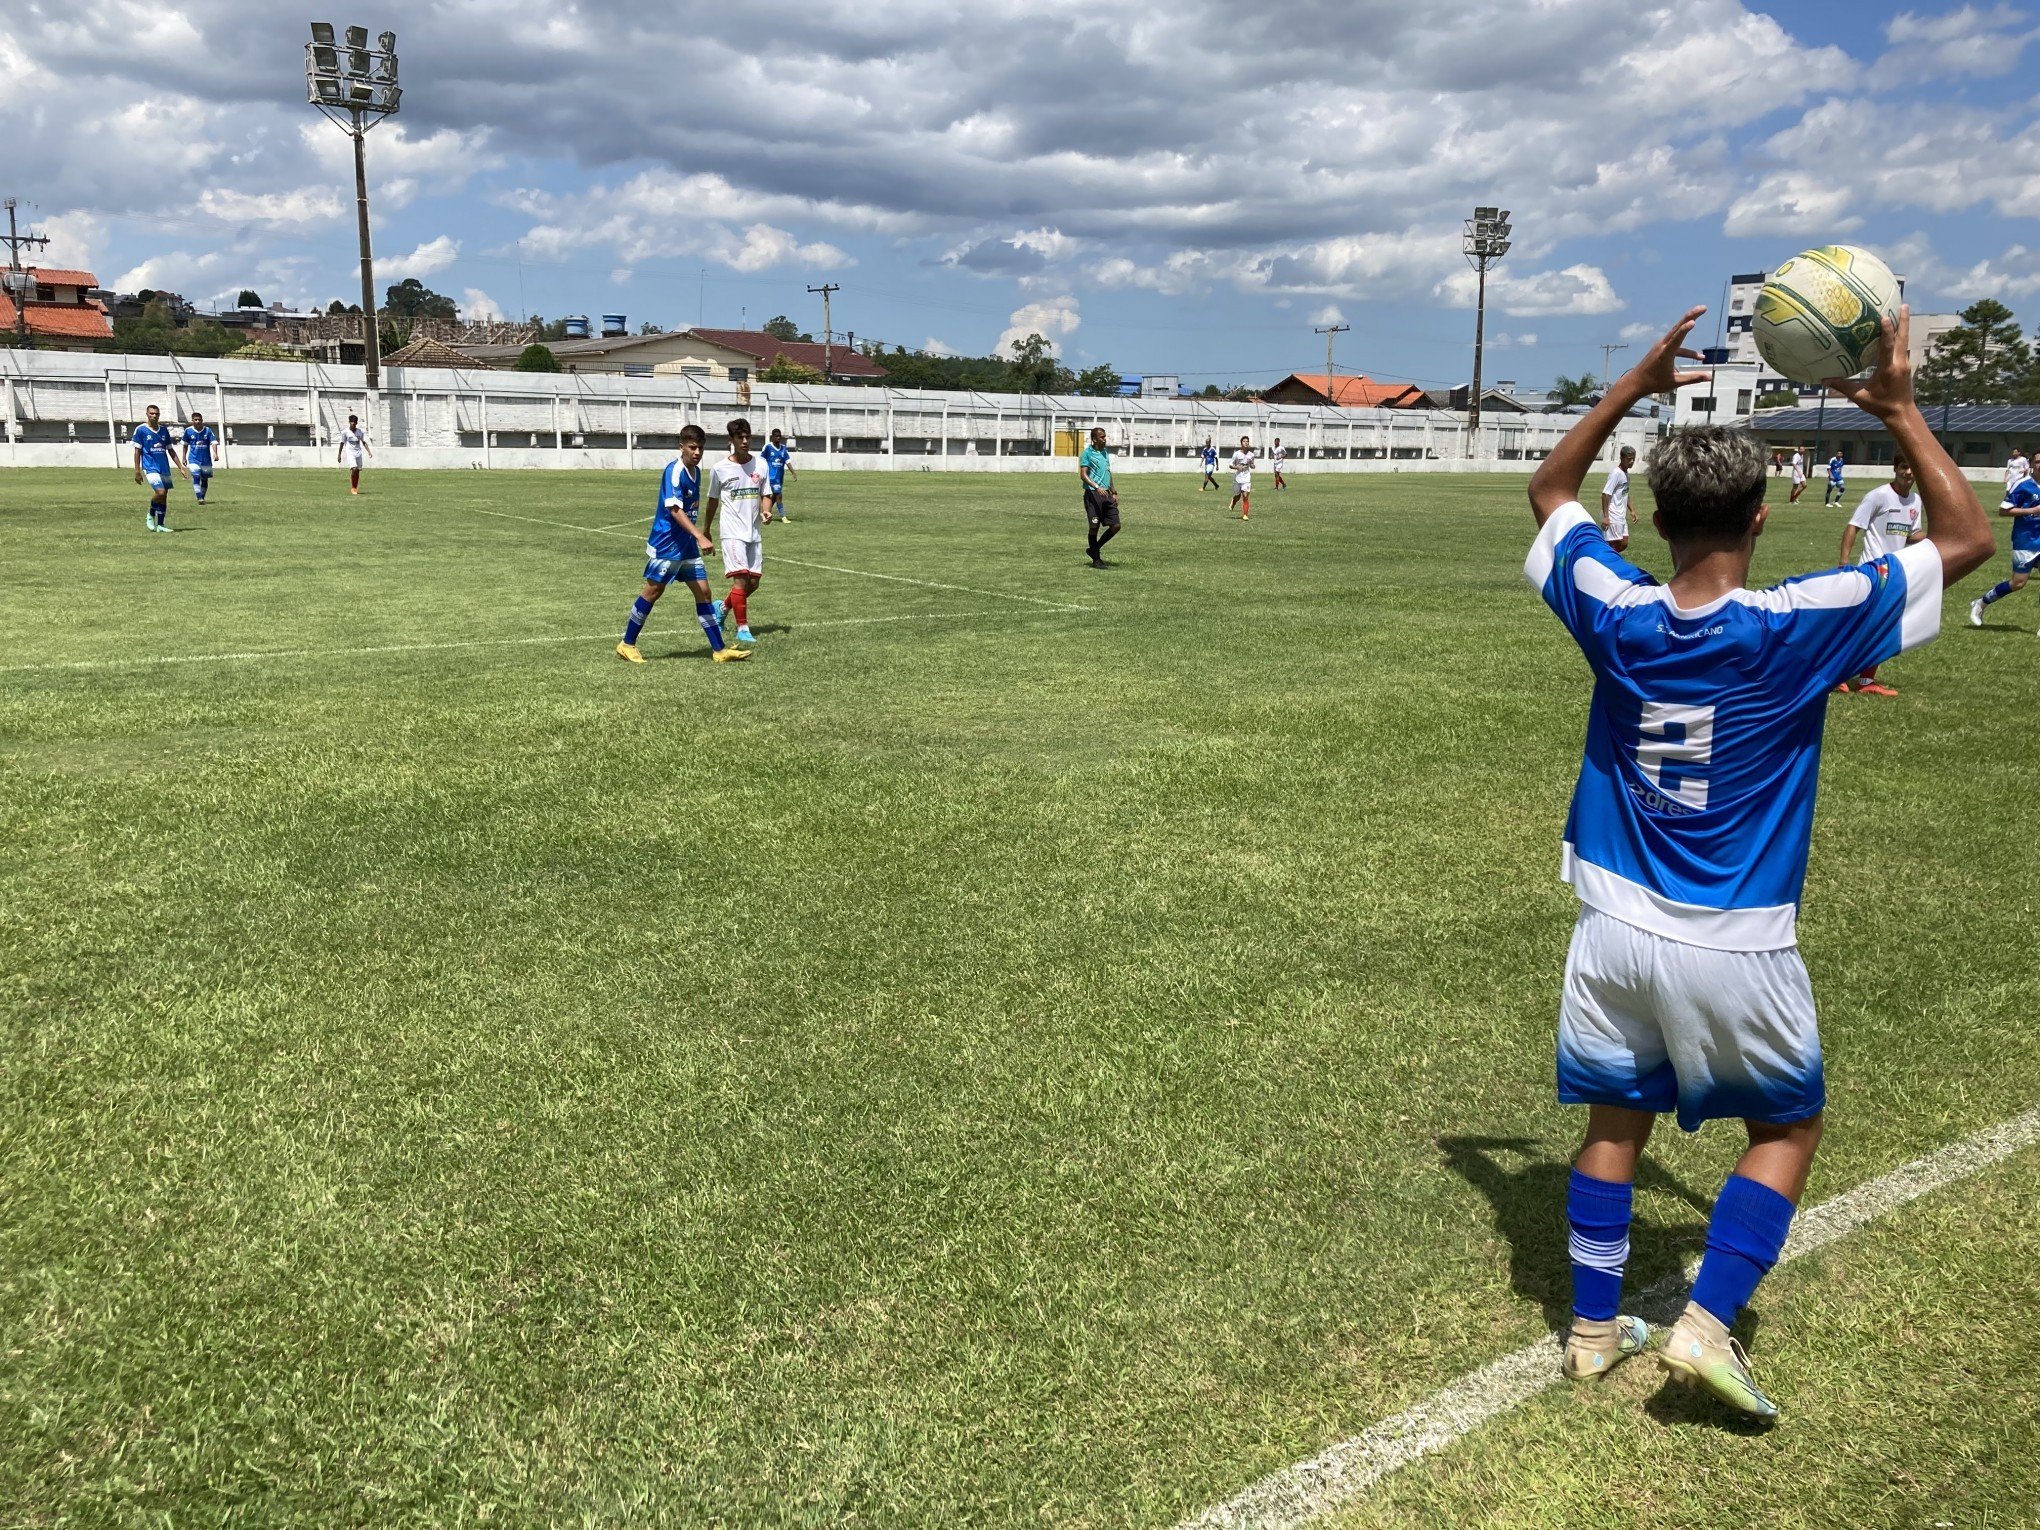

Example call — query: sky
[6,0,2040,392]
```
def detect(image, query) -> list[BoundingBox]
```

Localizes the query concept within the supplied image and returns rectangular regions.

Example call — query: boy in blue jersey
[1967,467,2040,631]
[1526,307,1991,1418]
[617,424,751,665]
[1199,438,1219,491]
[1822,450,1845,506]
[130,404,182,532]
[182,411,220,504]
[761,429,795,522]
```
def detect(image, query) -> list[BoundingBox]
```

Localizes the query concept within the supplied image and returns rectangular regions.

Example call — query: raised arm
[1528,306,1708,527]
[1826,309,1993,583]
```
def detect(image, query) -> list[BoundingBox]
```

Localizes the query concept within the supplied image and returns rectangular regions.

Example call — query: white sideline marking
[1179,1104,2040,1530]
[594,515,654,531]
[460,506,1090,612]
[0,610,1063,675]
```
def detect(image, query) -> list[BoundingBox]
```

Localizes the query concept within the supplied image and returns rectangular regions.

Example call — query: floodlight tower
[306,23,401,391]
[1462,206,1512,445]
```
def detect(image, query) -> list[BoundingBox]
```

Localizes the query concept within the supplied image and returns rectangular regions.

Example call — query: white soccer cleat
[1562,1314,1650,1382]
[1970,597,1986,627]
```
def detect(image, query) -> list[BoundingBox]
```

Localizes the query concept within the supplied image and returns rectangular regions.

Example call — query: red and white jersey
[710,455,769,540]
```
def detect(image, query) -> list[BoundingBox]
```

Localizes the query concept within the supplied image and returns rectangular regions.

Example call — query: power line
[3,197,53,349]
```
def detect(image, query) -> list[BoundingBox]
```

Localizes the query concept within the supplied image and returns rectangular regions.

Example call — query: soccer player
[1822,449,1845,507]
[1969,460,2040,630]
[1079,425,1120,568]
[1228,436,1255,519]
[1600,444,1636,553]
[617,424,749,665]
[131,404,182,532]
[182,411,220,504]
[338,414,372,494]
[761,428,796,522]
[1836,453,1924,695]
[1199,438,1219,490]
[1271,436,1288,490]
[2007,445,2029,491]
[709,417,771,646]
[1788,446,1808,503]
[1525,306,1990,1419]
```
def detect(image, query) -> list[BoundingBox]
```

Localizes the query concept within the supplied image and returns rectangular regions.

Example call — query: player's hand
[1823,308,1913,420]
[1625,306,1710,396]
[133,469,142,484]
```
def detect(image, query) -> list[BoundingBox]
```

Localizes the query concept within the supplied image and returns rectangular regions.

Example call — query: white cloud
[1308,304,1348,326]
[37,210,105,273]
[1722,172,1863,237]
[199,185,346,230]
[112,250,233,296]
[921,336,958,356]
[1619,322,1659,343]
[1435,263,1623,316]
[461,287,505,321]
[1873,5,2036,83]
[1489,331,1538,349]
[611,267,633,285]
[379,235,461,283]
[999,295,1081,356]
[705,223,852,274]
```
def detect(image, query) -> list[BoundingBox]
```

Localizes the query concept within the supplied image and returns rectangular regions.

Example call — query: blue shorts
[2013,546,2040,575]
[143,469,171,493]
[768,473,786,496]
[644,554,707,586]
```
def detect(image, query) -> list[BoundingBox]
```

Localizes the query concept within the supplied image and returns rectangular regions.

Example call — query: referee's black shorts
[1084,487,1120,529]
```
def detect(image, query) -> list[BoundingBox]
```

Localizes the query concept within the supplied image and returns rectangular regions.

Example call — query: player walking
[1821,449,1845,506]
[1271,437,1288,490]
[710,417,771,646]
[1199,438,1219,491]
[1788,446,1808,503]
[1525,307,1990,1419]
[1836,454,1924,695]
[2007,445,2029,491]
[761,428,796,522]
[131,404,182,532]
[1228,436,1255,519]
[1080,426,1120,568]
[338,414,372,495]
[182,411,220,504]
[1969,461,2040,630]
[617,424,749,665]
[1600,445,1635,553]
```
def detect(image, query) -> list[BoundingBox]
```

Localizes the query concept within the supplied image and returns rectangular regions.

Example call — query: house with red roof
[1262,372,1438,409]
[1,266,114,351]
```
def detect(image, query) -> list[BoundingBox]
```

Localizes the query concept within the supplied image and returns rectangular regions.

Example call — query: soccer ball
[1753,245,1902,386]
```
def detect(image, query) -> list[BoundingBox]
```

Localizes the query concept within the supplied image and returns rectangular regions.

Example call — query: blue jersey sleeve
[1765,542,1943,691]
[2001,475,2040,511]
[1524,502,1655,659]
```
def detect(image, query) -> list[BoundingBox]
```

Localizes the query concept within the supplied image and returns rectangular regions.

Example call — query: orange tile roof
[0,292,114,339]
[27,267,101,288]
[1281,372,1428,408]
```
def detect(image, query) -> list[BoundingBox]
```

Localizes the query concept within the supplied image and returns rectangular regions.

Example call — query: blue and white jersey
[648,459,703,561]
[1527,502,1943,951]
[131,423,174,475]
[1201,445,1218,469]
[2002,473,2040,553]
[182,425,217,469]
[1827,454,1844,485]
[761,440,791,484]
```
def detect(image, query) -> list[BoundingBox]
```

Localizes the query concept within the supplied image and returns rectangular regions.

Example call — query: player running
[1969,461,2040,631]
[182,411,220,504]
[1600,444,1635,553]
[1080,425,1120,568]
[617,424,750,665]
[1228,436,1255,519]
[1788,447,1807,503]
[1199,438,1219,491]
[710,417,771,646]
[761,428,796,522]
[338,414,372,495]
[1525,306,1990,1420]
[131,404,182,532]
[1836,453,1924,695]
[1271,437,1288,490]
[1822,449,1845,507]
[2007,446,2029,491]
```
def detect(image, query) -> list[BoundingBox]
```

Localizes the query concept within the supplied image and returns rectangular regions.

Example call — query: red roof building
[1262,372,1436,409]
[686,328,886,381]
[1,266,114,350]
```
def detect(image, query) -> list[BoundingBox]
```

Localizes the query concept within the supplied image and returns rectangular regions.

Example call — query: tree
[513,343,562,372]
[236,289,263,309]
[1918,299,2029,406]
[763,314,809,342]
[383,278,458,320]
[327,299,348,315]
[759,352,825,384]
[229,340,298,361]
[1074,363,1125,397]
[1754,389,1798,410]
[1550,371,1599,408]
[1007,332,1074,394]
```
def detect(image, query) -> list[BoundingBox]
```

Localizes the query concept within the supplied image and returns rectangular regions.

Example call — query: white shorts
[1790,470,1806,485]
[343,449,365,470]
[143,469,171,493]
[1556,907,1823,1132]
[1605,511,1629,540]
[1234,471,1252,493]
[721,537,762,575]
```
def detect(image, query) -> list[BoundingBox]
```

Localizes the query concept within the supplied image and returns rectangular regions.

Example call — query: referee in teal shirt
[1080,426,1120,568]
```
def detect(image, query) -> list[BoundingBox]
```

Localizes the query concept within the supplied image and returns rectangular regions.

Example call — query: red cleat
[1831,681,1852,695]
[1856,682,1899,697]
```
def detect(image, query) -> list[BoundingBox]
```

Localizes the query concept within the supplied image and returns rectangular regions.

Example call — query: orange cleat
[1856,682,1899,697]
[1831,681,1852,695]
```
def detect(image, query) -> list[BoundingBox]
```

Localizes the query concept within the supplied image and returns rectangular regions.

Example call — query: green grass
[2,465,2037,1527]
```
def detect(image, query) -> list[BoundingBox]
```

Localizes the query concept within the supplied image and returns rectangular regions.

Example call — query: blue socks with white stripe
[623,595,653,646]
[1980,579,2017,606]
[1690,1173,1795,1329]
[1567,1168,1632,1322]
[695,600,725,652]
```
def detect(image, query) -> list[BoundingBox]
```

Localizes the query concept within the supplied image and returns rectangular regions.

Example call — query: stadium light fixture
[305,21,401,392]
[1463,207,1513,444]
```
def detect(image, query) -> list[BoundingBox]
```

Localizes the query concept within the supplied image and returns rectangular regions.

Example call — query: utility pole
[3,198,52,350]
[1314,321,1350,396]
[808,283,840,380]
[1598,342,1629,389]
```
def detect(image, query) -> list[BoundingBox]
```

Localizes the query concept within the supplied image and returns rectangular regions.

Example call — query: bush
[513,343,562,373]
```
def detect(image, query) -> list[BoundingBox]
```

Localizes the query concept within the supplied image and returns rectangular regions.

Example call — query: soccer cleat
[615,642,645,664]
[1857,682,1899,697]
[712,646,752,663]
[1970,597,1986,627]
[1562,1315,1650,1382]
[1659,1305,1779,1419]
[1831,680,1852,695]
[735,625,755,644]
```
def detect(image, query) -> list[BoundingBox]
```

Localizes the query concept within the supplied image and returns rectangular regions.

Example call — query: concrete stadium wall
[2,349,1650,474]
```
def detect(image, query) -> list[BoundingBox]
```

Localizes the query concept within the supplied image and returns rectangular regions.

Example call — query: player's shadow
[1436,1136,1712,1333]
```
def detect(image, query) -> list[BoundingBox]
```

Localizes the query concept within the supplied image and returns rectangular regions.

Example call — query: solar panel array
[1748,404,2040,433]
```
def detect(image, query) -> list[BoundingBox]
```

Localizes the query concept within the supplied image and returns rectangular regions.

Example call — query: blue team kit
[644,459,708,584]
[132,423,175,491]
[2005,473,2040,572]
[761,440,791,488]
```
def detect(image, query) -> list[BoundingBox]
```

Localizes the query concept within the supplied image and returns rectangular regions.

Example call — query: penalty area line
[1177,1102,2040,1530]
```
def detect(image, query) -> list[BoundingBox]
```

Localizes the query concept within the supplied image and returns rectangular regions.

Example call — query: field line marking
[0,610,1068,675]
[457,506,1089,612]
[1178,1103,2040,1530]
[594,515,654,531]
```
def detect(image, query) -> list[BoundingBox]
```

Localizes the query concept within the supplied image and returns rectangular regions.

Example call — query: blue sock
[623,595,653,645]
[695,601,725,652]
[1981,580,2015,606]
[1690,1174,1795,1329]
[153,502,166,527]
[1567,1168,1633,1322]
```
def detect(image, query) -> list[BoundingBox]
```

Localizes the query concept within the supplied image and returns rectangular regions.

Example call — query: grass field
[4,462,2038,1528]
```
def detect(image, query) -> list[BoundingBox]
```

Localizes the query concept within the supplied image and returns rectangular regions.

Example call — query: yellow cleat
[616,642,645,664]
[712,646,752,662]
